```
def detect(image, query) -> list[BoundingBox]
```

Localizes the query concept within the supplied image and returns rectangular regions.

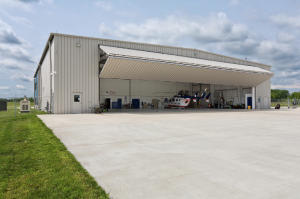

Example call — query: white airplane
[168,88,211,108]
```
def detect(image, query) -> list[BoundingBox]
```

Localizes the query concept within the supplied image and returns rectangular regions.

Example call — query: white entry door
[73,93,82,114]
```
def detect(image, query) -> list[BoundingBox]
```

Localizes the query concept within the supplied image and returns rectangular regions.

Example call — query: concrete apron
[39,108,300,199]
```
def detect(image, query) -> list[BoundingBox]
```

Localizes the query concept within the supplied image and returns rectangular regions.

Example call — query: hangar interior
[34,33,273,114]
[99,79,257,110]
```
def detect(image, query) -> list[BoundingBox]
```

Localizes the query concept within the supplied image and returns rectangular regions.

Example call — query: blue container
[112,102,118,109]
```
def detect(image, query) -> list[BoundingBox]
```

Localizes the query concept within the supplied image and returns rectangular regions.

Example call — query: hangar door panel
[99,45,274,87]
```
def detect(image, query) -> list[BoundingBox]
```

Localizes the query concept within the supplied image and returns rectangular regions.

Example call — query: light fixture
[50,71,57,76]
[76,43,81,47]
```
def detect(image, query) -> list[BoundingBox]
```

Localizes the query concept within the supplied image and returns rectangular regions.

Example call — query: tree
[271,89,290,99]
[290,91,300,99]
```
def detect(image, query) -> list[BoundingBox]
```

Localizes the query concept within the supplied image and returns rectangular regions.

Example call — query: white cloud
[1,10,33,27]
[9,16,32,27]
[95,1,112,11]
[42,0,53,4]
[10,73,33,82]
[16,85,26,89]
[0,86,9,90]
[270,14,300,28]
[272,84,300,89]
[276,32,294,43]
[0,19,23,44]
[0,19,33,63]
[115,11,137,17]
[0,59,27,70]
[0,44,34,63]
[230,0,240,6]
[99,13,248,46]
[0,0,35,12]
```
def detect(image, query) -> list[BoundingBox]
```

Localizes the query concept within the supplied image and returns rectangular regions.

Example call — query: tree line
[271,89,300,99]
[0,97,34,102]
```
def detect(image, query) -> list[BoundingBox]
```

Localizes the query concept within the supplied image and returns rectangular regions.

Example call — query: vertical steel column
[252,87,256,109]
[210,84,214,106]
[238,86,242,105]
[129,80,131,109]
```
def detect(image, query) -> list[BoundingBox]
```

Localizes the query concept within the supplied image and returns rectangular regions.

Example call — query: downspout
[38,65,41,110]
[49,41,53,113]
[129,80,131,109]
[99,61,101,108]
[33,77,35,107]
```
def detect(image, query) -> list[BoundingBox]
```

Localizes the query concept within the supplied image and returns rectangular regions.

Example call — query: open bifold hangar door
[98,45,273,87]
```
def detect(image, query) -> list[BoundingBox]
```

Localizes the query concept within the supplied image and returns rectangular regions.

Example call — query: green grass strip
[0,106,109,198]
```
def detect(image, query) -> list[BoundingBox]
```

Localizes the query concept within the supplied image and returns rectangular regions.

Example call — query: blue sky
[0,0,300,97]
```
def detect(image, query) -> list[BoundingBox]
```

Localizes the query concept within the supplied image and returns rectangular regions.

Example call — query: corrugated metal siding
[256,79,271,109]
[40,43,51,111]
[53,35,99,114]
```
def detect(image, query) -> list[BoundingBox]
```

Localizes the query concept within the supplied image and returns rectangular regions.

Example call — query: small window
[74,95,80,102]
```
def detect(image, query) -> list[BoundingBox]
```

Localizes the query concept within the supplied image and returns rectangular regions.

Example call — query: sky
[0,0,300,97]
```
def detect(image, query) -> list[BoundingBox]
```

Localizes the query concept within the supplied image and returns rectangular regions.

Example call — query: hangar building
[33,33,273,114]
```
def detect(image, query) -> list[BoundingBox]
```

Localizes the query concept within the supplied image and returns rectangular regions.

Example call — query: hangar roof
[99,45,273,87]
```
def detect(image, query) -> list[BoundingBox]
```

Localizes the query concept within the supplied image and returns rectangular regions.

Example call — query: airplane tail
[205,93,211,102]
[199,87,208,99]
[194,88,211,100]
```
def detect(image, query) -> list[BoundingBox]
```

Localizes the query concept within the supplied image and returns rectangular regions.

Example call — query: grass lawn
[0,103,109,198]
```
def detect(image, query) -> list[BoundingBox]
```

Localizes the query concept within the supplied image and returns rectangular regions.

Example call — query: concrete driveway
[39,108,300,199]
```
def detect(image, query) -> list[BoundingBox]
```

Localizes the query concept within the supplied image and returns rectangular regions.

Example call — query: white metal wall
[53,35,100,114]
[256,79,271,109]
[39,40,54,111]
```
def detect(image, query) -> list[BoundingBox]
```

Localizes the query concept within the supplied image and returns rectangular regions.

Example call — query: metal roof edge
[54,33,272,68]
[33,33,55,77]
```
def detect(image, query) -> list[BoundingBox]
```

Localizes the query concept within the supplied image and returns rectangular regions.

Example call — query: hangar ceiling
[99,45,273,87]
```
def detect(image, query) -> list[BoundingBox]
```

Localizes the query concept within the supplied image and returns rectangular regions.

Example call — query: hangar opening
[33,33,273,114]
[98,45,273,111]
